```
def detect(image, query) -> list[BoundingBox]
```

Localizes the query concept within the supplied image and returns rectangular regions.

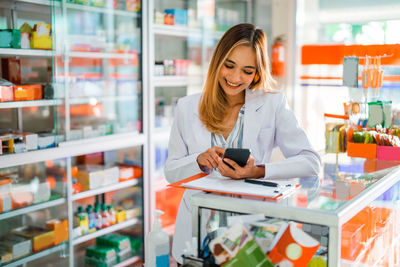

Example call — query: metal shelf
[0,48,53,57]
[68,51,137,59]
[114,256,141,267]
[3,243,66,267]
[0,198,66,220]
[73,218,139,246]
[0,99,62,109]
[153,75,203,87]
[15,0,54,6]
[153,24,224,39]
[66,3,140,18]
[72,179,140,201]
[69,95,137,105]
[0,132,146,169]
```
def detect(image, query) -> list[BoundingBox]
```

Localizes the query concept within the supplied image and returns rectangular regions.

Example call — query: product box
[85,246,117,267]
[377,145,400,161]
[0,193,12,213]
[347,142,377,159]
[0,29,21,48]
[114,207,126,223]
[13,84,43,101]
[96,234,131,252]
[30,23,52,50]
[0,135,15,154]
[13,133,38,151]
[164,9,188,25]
[37,133,55,149]
[46,219,69,245]
[1,58,21,84]
[32,182,51,203]
[13,226,55,252]
[0,234,32,259]
[209,222,273,267]
[76,165,104,191]
[0,247,12,265]
[0,86,14,102]
[103,166,119,186]
[11,184,34,209]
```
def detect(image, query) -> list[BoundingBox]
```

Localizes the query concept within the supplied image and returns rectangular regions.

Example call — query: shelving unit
[0,0,147,265]
[3,243,67,267]
[0,198,66,220]
[73,218,139,246]
[153,75,202,87]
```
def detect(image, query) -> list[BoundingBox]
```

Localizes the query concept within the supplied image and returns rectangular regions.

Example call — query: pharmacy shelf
[69,95,137,105]
[3,243,66,267]
[0,99,63,109]
[114,256,141,267]
[153,24,224,39]
[65,3,139,18]
[0,132,146,169]
[153,75,202,87]
[68,51,137,59]
[15,0,54,6]
[0,197,66,220]
[73,218,139,246]
[0,48,53,57]
[72,179,140,201]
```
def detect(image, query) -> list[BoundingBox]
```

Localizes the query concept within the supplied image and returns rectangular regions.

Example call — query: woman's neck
[226,91,245,107]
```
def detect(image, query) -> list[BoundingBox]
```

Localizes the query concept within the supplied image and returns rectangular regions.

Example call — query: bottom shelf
[4,243,66,267]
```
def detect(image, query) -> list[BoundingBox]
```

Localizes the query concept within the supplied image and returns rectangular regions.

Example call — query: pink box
[377,146,400,161]
[0,86,14,102]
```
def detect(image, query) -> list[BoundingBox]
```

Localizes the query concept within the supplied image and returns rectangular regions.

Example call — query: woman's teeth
[226,80,240,87]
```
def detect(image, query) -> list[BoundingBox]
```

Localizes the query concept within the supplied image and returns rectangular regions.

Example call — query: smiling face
[218,45,257,98]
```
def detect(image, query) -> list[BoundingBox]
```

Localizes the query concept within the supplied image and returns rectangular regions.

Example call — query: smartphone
[222,148,251,170]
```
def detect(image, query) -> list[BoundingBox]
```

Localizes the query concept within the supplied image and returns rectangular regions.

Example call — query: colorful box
[38,133,55,149]
[347,142,377,159]
[31,23,52,50]
[46,219,69,245]
[0,29,21,48]
[13,226,55,252]
[0,86,14,102]
[377,145,400,161]
[13,84,43,101]
[76,166,104,191]
[1,58,21,84]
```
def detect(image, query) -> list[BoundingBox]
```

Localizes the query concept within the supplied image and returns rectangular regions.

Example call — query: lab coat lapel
[243,89,265,149]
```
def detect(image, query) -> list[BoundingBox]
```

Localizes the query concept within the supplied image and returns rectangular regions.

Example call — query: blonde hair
[199,23,276,134]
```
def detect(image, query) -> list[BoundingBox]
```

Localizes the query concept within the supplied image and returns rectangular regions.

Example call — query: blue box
[165,9,188,25]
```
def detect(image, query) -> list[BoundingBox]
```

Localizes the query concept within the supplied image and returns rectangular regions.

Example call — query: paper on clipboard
[171,172,299,199]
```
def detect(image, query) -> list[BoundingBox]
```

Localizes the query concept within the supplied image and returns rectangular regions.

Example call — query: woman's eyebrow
[226,59,256,69]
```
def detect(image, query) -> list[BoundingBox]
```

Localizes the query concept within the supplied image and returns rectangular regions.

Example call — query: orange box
[46,219,68,245]
[14,85,43,101]
[347,142,377,159]
[12,226,55,252]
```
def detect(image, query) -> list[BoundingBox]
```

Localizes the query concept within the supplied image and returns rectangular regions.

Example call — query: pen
[244,179,280,187]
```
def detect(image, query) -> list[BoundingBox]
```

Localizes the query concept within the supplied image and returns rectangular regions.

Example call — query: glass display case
[191,154,400,266]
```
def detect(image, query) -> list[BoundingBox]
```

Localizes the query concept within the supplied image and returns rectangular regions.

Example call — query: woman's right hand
[197,146,225,170]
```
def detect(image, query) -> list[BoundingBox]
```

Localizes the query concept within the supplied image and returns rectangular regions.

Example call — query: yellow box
[13,226,55,252]
[115,207,126,223]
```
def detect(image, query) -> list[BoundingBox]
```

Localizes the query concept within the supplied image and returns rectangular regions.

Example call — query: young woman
[164,23,321,263]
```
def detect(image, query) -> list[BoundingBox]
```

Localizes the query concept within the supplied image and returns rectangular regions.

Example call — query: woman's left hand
[217,156,264,179]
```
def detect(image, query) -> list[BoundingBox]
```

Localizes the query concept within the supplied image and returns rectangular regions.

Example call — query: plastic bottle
[108,205,116,226]
[145,210,169,267]
[94,205,103,230]
[101,203,110,228]
[86,205,95,230]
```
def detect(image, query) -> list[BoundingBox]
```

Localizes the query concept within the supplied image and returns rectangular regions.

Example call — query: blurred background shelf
[0,198,66,220]
[65,2,140,18]
[0,99,62,109]
[0,48,53,57]
[73,218,139,246]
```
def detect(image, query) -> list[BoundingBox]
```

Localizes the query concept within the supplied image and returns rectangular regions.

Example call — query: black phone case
[223,148,250,169]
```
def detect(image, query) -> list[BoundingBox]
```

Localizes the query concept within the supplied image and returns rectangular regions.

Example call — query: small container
[324,113,349,153]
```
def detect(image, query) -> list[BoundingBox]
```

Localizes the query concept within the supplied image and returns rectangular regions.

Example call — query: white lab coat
[164,89,321,263]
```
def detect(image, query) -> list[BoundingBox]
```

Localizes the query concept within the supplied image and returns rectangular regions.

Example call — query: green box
[0,30,21,48]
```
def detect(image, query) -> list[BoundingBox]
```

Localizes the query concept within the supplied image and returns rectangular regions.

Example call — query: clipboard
[169,173,300,200]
